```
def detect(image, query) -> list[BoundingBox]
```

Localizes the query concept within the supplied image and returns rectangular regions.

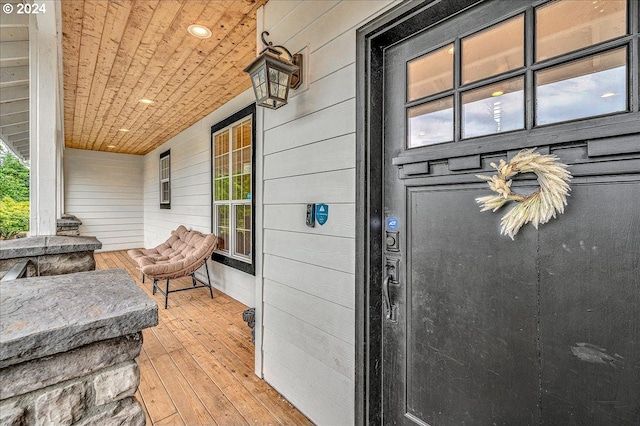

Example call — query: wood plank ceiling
[62,0,267,156]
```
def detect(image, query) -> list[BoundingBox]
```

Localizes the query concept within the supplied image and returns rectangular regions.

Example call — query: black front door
[362,0,640,424]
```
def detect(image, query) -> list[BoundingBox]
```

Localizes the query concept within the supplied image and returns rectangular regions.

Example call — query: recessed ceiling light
[491,90,504,97]
[601,92,617,98]
[139,98,155,104]
[119,128,129,132]
[447,47,454,55]
[106,145,116,148]
[188,24,212,39]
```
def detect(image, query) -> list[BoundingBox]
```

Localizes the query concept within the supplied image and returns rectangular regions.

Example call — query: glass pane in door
[462,77,524,138]
[407,97,454,147]
[462,14,524,84]
[536,48,627,125]
[407,44,454,102]
[536,0,627,62]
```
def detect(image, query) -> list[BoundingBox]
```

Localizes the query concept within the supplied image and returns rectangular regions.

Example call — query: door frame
[355,1,486,423]
[356,0,640,424]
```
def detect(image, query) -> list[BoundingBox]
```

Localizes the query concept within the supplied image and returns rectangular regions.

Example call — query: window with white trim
[159,150,170,209]
[211,104,255,275]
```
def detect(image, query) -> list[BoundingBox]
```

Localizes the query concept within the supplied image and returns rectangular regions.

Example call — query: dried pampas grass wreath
[476,148,572,239]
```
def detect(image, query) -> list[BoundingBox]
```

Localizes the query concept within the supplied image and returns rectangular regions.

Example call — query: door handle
[382,276,392,320]
[382,274,397,321]
[383,260,399,321]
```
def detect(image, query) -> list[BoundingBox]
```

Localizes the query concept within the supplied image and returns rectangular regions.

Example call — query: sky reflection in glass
[408,97,453,147]
[462,78,524,138]
[536,66,626,126]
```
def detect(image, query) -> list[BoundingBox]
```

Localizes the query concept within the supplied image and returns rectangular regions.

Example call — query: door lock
[385,231,399,252]
[385,258,399,283]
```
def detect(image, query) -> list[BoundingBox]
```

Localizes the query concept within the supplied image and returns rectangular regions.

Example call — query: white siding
[259,1,397,424]
[64,2,403,423]
[142,89,257,308]
[64,148,144,252]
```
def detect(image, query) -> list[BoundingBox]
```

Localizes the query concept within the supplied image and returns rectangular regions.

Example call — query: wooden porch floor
[95,251,312,426]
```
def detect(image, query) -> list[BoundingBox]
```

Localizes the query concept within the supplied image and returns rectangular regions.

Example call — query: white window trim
[159,150,170,208]
[212,116,252,264]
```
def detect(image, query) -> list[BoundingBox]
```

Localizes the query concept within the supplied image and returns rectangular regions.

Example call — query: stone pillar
[56,215,82,237]
[0,269,158,426]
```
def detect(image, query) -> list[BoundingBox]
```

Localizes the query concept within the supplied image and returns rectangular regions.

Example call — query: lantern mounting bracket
[259,31,303,90]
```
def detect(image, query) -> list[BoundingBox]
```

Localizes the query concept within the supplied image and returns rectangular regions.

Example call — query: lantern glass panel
[278,72,288,98]
[266,66,291,101]
[252,68,267,100]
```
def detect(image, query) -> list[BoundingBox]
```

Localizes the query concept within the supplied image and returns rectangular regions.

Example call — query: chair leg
[142,272,145,284]
[165,278,170,309]
[204,261,214,299]
[152,278,157,295]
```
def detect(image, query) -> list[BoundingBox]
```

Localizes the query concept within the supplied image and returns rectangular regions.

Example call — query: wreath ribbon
[476,148,572,239]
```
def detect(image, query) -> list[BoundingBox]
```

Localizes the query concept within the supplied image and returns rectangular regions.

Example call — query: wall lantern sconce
[244,31,303,109]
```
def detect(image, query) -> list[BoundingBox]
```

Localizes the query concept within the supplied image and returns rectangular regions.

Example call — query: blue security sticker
[315,203,329,226]
[386,217,399,230]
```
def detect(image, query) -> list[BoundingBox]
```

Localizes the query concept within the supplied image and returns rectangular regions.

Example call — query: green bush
[0,197,29,240]
[0,154,29,202]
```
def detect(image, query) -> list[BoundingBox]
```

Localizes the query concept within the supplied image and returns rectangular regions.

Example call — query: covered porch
[4,0,638,424]
[95,250,311,426]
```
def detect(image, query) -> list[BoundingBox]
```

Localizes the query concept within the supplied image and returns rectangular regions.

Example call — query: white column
[253,4,265,378]
[29,1,62,236]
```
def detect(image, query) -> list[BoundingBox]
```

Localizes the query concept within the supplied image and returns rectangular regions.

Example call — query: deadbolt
[385,231,399,251]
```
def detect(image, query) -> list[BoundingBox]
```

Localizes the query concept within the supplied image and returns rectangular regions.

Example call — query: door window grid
[406,0,632,148]
[213,117,252,263]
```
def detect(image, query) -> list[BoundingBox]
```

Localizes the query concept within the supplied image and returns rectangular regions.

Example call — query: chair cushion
[127,226,218,280]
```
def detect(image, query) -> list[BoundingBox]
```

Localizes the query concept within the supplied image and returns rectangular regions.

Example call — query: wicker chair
[127,226,218,308]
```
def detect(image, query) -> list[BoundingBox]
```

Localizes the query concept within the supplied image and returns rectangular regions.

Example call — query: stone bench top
[0,269,158,369]
[0,236,102,260]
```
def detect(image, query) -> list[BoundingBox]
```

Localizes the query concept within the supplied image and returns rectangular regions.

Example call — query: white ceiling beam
[15,146,29,158]
[0,26,29,42]
[0,65,29,88]
[1,121,28,135]
[0,41,29,67]
[0,135,27,162]
[0,111,29,126]
[5,131,29,143]
[0,41,29,60]
[0,99,28,114]
[12,141,30,150]
[0,11,29,27]
[11,139,29,149]
[0,85,29,103]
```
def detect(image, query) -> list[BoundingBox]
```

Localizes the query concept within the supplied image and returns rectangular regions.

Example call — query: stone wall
[0,335,144,425]
[0,269,158,426]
